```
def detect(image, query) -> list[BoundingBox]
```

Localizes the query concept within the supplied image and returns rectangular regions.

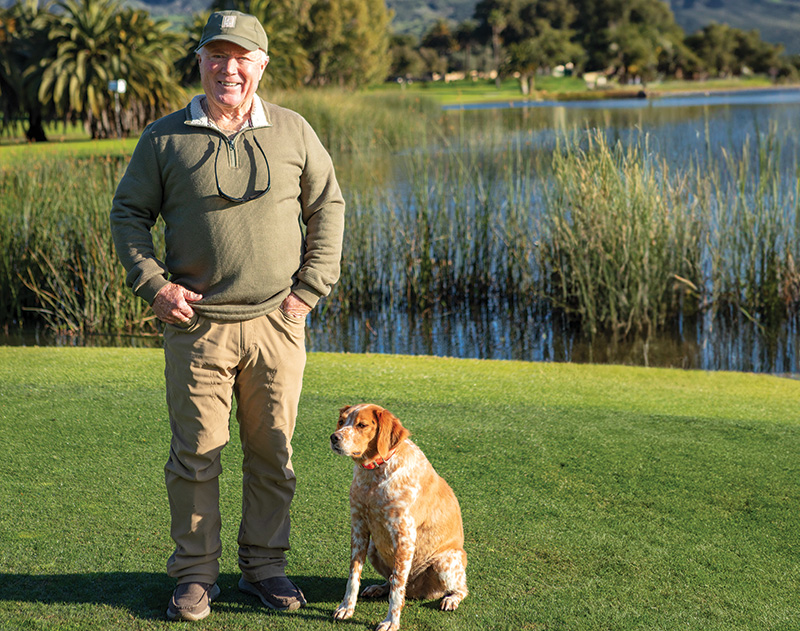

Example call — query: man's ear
[376,408,410,458]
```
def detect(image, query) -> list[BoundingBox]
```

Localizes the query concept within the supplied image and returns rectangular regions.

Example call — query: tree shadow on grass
[0,571,350,622]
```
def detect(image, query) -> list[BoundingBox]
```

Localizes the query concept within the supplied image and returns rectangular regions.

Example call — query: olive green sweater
[110,95,345,321]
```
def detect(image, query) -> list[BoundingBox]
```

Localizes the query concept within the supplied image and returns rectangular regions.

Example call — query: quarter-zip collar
[184,94,272,132]
[185,94,272,168]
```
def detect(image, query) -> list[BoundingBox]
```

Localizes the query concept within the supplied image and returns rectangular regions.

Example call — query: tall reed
[1,94,798,340]
[695,130,800,327]
[0,156,164,336]
[333,128,544,315]
[539,131,705,336]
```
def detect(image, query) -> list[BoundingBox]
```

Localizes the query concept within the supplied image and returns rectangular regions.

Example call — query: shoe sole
[166,583,221,621]
[238,577,303,611]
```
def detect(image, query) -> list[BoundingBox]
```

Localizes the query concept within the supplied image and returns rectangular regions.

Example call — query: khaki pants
[162,308,307,585]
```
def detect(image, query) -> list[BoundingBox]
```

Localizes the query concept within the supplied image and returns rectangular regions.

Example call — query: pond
[5,88,799,376]
[307,87,800,375]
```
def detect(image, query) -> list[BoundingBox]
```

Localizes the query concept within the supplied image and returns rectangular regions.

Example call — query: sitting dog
[330,404,468,631]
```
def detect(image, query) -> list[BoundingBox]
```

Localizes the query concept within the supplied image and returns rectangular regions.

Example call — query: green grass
[0,137,137,164]
[367,75,793,106]
[1,347,799,630]
[370,77,588,106]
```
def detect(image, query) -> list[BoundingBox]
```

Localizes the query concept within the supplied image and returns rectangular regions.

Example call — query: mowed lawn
[0,347,798,630]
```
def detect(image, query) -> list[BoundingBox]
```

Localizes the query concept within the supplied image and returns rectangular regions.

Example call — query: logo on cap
[221,15,237,28]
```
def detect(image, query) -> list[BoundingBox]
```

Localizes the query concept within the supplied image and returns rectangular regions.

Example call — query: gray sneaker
[166,582,221,621]
[238,576,306,611]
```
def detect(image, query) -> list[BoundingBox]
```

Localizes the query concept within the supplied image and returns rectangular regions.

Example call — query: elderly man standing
[110,10,345,622]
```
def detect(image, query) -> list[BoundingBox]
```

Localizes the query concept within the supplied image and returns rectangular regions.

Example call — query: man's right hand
[152,283,203,325]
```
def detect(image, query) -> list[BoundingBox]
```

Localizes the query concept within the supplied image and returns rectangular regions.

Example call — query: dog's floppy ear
[375,408,410,459]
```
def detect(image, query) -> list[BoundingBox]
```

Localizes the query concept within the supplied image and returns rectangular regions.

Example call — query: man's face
[198,40,269,114]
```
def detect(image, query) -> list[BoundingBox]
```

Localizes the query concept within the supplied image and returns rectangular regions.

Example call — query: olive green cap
[197,10,268,54]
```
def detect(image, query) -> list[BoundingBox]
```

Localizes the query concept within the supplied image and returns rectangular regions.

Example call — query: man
[110,10,345,622]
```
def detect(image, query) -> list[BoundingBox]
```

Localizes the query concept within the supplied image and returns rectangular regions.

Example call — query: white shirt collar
[185,94,271,130]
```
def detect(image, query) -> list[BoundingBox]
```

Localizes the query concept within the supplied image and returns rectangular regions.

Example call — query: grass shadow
[0,572,349,621]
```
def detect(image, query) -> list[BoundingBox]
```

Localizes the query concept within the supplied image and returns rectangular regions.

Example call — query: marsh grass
[268,88,441,155]
[541,128,800,336]
[541,132,704,336]
[1,92,799,339]
[0,156,163,335]
[700,132,800,327]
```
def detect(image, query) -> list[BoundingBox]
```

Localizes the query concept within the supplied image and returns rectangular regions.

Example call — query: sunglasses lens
[215,136,270,203]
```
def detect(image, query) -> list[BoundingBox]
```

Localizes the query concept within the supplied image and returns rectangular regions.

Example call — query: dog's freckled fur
[330,404,468,631]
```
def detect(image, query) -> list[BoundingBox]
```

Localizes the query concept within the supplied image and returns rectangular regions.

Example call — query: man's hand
[153,283,203,324]
[281,293,312,318]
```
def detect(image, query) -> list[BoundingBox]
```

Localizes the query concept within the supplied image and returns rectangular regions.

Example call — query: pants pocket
[168,312,202,334]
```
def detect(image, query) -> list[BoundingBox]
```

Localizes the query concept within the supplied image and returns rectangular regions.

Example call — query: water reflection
[4,303,798,374]
[442,87,800,111]
[307,301,800,374]
[308,88,800,375]
[442,89,800,175]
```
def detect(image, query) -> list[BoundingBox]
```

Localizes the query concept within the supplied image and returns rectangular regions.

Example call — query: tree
[421,18,456,56]
[488,8,507,86]
[39,0,184,138]
[475,0,577,45]
[503,20,583,94]
[733,29,784,77]
[175,11,210,87]
[685,23,787,79]
[302,0,392,87]
[113,8,187,131]
[474,0,579,85]
[684,22,740,77]
[572,0,685,79]
[209,0,312,89]
[389,33,425,80]
[0,0,53,141]
[420,19,457,77]
[454,19,479,74]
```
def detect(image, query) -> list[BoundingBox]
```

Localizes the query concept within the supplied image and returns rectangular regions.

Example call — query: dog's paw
[361,583,390,599]
[440,594,463,611]
[375,620,399,631]
[333,604,354,620]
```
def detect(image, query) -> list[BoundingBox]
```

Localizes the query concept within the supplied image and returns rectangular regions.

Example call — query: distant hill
[386,0,475,35]
[667,0,800,54]
[384,0,800,54]
[3,0,798,53]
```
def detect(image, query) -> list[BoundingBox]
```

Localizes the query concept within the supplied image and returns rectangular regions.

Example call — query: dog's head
[330,404,410,464]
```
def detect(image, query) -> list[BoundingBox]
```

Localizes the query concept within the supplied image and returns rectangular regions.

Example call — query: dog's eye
[337,419,344,427]
[356,422,367,429]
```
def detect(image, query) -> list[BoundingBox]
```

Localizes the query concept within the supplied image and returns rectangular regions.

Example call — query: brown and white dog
[330,404,468,631]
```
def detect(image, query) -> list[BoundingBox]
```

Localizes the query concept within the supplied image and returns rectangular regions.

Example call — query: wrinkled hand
[152,283,203,324]
[281,293,312,318]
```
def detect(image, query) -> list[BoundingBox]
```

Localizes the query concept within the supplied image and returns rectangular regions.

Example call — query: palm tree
[112,8,185,131]
[39,0,184,138]
[175,11,210,87]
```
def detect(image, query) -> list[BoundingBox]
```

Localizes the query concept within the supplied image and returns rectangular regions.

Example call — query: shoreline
[441,81,800,110]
